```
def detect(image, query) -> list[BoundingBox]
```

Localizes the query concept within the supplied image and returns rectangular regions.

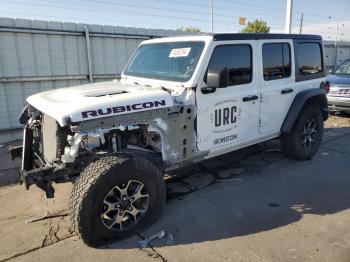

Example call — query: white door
[258,40,296,134]
[196,41,260,152]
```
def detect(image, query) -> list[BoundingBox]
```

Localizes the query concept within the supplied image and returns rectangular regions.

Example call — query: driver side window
[206,45,252,86]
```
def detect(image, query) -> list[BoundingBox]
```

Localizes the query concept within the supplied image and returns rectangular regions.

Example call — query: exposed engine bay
[15,102,198,198]
[22,114,162,198]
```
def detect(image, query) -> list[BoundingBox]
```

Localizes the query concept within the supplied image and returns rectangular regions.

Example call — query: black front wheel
[69,153,165,247]
[281,105,324,160]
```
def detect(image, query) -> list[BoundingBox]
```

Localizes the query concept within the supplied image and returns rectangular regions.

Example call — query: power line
[84,0,347,26]
[218,0,285,12]
[0,0,232,25]
[218,0,345,20]
[70,0,211,18]
[1,0,347,35]
[0,12,196,29]
[164,0,346,22]
[43,0,286,22]
[63,0,288,28]
[2,0,288,30]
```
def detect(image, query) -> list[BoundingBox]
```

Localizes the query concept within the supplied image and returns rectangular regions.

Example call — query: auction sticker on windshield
[169,47,191,57]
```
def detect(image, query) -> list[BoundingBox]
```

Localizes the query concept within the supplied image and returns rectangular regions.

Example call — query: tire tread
[68,153,163,245]
[281,105,323,160]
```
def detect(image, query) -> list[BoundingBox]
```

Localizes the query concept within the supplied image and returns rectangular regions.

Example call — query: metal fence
[324,40,350,70]
[0,18,189,142]
[1,18,350,143]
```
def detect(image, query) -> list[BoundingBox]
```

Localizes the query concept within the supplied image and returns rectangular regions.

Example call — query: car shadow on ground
[102,126,350,250]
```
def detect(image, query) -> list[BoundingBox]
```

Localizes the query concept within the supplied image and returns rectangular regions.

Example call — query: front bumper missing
[9,127,69,198]
[20,162,71,198]
[22,166,56,198]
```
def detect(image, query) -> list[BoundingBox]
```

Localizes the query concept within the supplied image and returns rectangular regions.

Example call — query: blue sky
[0,0,349,41]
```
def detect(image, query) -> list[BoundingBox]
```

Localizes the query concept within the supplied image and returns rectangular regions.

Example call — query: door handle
[281,88,294,94]
[242,95,259,102]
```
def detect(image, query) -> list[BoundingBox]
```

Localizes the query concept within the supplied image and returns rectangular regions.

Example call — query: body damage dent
[71,105,208,169]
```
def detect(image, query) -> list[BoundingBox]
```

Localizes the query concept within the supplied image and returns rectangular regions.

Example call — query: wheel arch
[281,88,328,134]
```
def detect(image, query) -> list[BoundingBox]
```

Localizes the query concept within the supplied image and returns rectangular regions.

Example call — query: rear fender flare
[281,88,328,134]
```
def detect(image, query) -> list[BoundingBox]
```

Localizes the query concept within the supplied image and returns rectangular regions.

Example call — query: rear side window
[207,45,252,86]
[262,43,291,81]
[295,42,324,81]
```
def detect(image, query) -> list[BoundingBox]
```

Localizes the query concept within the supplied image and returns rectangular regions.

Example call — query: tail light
[320,81,330,93]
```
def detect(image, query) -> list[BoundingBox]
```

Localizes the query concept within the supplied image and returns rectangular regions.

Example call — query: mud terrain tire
[281,105,323,160]
[69,153,165,247]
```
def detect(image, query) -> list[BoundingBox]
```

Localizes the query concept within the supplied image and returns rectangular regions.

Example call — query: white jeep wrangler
[10,33,329,246]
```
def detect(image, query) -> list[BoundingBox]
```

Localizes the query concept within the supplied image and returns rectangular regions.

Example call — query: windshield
[124,41,205,82]
[335,60,350,75]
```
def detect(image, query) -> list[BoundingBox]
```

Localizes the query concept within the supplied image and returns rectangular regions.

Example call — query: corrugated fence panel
[0,32,19,77]
[0,18,190,142]
[337,43,350,65]
[324,41,350,69]
[324,45,336,69]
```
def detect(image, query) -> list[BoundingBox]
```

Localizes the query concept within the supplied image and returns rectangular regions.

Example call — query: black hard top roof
[212,33,322,41]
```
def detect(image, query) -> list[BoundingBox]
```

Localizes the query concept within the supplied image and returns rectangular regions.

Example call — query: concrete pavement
[0,115,349,262]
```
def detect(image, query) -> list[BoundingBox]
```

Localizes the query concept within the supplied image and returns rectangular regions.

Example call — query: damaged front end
[10,105,168,198]
[11,107,79,198]
[10,92,200,199]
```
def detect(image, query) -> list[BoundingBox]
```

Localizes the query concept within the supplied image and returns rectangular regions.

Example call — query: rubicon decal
[81,100,167,118]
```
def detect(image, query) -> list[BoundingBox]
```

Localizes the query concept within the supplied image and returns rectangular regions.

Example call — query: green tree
[240,19,270,33]
[177,26,201,33]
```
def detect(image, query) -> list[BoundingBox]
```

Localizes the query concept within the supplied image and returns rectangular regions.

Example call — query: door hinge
[259,119,263,127]
[260,94,263,102]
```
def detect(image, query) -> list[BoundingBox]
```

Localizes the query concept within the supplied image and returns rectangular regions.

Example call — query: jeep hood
[26,81,173,126]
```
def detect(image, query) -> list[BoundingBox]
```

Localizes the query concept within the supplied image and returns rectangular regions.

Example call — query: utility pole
[285,0,293,33]
[210,0,214,33]
[299,12,303,34]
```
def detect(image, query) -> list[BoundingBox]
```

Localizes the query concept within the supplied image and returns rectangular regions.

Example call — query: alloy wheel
[301,118,318,149]
[100,179,149,231]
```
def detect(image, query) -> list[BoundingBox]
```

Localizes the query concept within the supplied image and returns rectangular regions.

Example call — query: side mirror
[329,69,335,74]
[207,67,229,88]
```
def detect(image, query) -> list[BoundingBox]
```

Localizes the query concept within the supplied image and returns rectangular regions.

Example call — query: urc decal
[214,106,237,127]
